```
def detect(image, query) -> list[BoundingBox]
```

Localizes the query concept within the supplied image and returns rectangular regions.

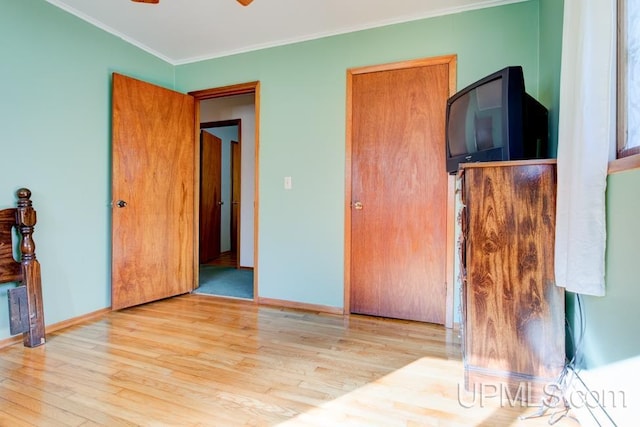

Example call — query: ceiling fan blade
[131,0,160,4]
[237,0,253,6]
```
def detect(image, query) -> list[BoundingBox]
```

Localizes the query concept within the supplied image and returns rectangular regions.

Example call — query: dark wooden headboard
[0,188,45,347]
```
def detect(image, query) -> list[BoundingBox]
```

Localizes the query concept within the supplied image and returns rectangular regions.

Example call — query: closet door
[348,56,455,324]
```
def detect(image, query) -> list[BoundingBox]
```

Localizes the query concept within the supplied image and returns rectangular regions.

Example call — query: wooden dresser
[459,160,565,403]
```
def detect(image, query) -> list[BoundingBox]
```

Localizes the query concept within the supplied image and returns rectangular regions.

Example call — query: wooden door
[231,140,241,258]
[199,131,222,263]
[111,73,196,311]
[347,57,455,324]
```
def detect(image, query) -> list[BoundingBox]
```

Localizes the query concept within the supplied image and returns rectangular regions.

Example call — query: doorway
[345,56,456,326]
[191,85,259,300]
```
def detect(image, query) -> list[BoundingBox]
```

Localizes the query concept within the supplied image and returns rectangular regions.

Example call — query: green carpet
[195,265,254,299]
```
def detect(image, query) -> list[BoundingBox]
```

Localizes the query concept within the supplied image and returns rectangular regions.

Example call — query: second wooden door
[348,56,455,324]
[200,131,222,263]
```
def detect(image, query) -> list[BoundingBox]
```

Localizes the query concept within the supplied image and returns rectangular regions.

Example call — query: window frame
[612,0,640,173]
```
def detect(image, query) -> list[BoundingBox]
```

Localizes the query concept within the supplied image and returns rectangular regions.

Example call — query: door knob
[218,201,224,206]
[116,200,127,208]
[352,201,363,210]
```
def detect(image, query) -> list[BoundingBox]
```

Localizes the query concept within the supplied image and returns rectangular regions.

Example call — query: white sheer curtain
[555,0,616,297]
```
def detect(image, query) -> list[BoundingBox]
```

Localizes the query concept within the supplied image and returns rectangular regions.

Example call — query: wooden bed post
[16,188,45,347]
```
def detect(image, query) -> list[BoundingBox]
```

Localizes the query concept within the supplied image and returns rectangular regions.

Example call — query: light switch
[284,176,292,190]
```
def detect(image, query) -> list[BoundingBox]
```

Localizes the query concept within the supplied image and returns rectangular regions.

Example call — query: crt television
[445,66,548,174]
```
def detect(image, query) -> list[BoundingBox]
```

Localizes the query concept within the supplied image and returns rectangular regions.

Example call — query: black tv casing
[445,66,548,175]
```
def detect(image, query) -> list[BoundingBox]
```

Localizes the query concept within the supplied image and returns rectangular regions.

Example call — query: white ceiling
[46,0,524,65]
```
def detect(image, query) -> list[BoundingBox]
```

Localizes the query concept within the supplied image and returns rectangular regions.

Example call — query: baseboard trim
[0,307,111,350]
[46,307,111,334]
[0,335,23,349]
[258,297,344,315]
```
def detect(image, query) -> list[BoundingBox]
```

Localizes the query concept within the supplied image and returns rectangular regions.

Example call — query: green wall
[539,0,564,156]
[577,170,640,368]
[0,0,173,339]
[175,1,542,308]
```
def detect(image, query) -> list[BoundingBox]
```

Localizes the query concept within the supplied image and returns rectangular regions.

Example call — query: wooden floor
[205,251,237,268]
[0,295,579,426]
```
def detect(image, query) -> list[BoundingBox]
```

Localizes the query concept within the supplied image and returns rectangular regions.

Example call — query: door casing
[190,82,260,299]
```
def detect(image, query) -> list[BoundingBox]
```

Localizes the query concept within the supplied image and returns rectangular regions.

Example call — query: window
[618,0,640,158]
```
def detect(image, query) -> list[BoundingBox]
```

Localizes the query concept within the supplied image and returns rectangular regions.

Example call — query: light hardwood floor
[0,295,579,426]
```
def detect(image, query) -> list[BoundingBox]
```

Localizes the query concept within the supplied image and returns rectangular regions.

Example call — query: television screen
[445,66,548,174]
[448,78,503,157]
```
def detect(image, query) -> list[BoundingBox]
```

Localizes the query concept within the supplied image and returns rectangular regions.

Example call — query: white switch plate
[284,176,292,190]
